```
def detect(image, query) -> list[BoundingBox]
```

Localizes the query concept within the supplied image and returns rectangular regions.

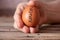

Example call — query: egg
[22,5,40,27]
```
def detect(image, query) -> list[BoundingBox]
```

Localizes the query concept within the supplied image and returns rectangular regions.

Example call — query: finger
[14,13,24,28]
[13,21,23,31]
[14,17,30,33]
[30,26,39,33]
[14,22,30,33]
[22,26,30,33]
[13,3,27,28]
[13,22,23,32]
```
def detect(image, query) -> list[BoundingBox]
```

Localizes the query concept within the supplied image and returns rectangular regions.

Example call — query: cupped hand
[13,1,47,33]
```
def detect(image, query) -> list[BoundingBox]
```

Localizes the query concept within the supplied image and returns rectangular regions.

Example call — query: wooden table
[0,17,60,40]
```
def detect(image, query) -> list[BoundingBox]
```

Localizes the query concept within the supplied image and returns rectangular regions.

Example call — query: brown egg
[22,5,40,27]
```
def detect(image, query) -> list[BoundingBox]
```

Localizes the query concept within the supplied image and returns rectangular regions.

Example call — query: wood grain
[0,17,60,40]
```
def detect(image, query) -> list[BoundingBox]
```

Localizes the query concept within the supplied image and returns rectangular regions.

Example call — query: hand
[13,1,47,33]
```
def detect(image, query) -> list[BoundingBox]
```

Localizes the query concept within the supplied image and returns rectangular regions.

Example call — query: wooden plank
[0,25,60,33]
[0,26,19,32]
[0,32,60,40]
[40,25,60,33]
[0,26,60,40]
[0,17,60,40]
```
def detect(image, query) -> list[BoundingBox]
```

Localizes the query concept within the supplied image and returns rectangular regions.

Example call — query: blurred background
[0,0,28,27]
[0,0,28,17]
[0,0,55,17]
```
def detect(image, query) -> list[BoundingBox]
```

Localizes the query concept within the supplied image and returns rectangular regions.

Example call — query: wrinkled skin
[13,0,60,33]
